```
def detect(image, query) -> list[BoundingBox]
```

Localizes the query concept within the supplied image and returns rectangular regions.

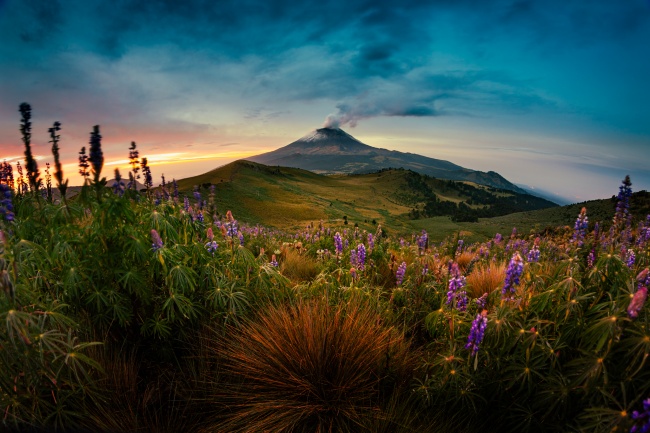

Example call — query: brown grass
[202,299,417,433]
[466,262,507,298]
[456,251,477,272]
[82,345,199,433]
[280,247,320,281]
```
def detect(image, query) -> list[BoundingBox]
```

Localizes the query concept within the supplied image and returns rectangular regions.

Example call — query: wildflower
[238,231,244,246]
[350,249,358,267]
[465,310,488,355]
[270,254,279,267]
[626,249,636,269]
[417,230,428,251]
[334,232,343,255]
[502,252,524,299]
[587,249,596,268]
[494,233,503,244]
[628,287,647,319]
[613,175,632,228]
[0,184,14,222]
[572,207,588,246]
[367,233,374,250]
[446,262,468,311]
[631,397,650,433]
[89,125,103,182]
[422,263,429,276]
[396,261,407,285]
[141,158,152,190]
[475,293,488,309]
[527,237,540,263]
[78,146,89,181]
[207,227,214,242]
[350,267,357,280]
[357,244,366,271]
[183,196,190,212]
[112,168,126,197]
[151,229,163,251]
[205,241,218,254]
[172,179,178,199]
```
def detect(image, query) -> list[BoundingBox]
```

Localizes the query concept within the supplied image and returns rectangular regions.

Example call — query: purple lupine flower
[183,196,190,212]
[465,311,488,355]
[587,249,596,268]
[446,262,468,311]
[367,233,374,250]
[172,179,179,199]
[205,241,218,254]
[613,175,633,228]
[344,239,349,249]
[626,249,636,269]
[494,233,503,244]
[197,211,204,223]
[572,207,589,246]
[238,231,244,246]
[417,230,428,251]
[151,229,163,251]
[631,397,650,433]
[396,261,407,285]
[475,293,488,309]
[457,239,464,252]
[350,267,358,280]
[399,237,405,247]
[350,249,358,267]
[270,254,279,267]
[357,244,366,270]
[0,184,14,222]
[527,238,541,263]
[502,252,524,299]
[628,287,647,319]
[422,263,429,276]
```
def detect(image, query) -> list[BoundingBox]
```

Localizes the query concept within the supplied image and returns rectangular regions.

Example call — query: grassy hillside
[172,160,560,239]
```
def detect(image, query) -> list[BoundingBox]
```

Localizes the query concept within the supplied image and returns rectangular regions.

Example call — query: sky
[1,0,649,204]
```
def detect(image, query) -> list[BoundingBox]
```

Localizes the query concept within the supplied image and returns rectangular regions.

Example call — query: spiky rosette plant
[203,299,417,433]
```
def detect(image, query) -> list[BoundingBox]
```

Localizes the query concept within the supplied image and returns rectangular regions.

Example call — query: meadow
[1,106,649,432]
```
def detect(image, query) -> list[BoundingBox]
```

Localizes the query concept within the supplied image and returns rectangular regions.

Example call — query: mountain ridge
[248,127,530,196]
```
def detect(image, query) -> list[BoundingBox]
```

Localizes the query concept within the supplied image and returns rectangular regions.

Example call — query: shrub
[202,299,417,432]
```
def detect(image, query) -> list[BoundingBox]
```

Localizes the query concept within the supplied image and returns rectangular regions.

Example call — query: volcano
[248,127,527,193]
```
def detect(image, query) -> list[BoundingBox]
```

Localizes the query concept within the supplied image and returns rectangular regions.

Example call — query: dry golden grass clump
[455,251,477,271]
[466,262,507,298]
[279,246,320,281]
[203,300,418,433]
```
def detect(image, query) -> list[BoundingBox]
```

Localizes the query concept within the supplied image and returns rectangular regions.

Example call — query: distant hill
[248,127,529,195]
[174,160,557,235]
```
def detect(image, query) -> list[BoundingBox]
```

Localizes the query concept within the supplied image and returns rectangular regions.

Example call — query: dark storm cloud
[1,0,648,134]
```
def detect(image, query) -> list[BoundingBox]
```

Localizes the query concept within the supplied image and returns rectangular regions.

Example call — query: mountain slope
[248,127,528,194]
[174,160,557,235]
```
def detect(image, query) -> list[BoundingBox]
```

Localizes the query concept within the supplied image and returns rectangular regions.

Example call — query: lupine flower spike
[572,207,588,246]
[631,397,650,433]
[466,310,488,356]
[396,261,407,285]
[502,252,524,300]
[151,229,164,251]
[446,262,468,311]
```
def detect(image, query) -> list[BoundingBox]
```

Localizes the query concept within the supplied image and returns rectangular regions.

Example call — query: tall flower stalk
[89,125,104,186]
[19,103,41,192]
[49,121,68,200]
